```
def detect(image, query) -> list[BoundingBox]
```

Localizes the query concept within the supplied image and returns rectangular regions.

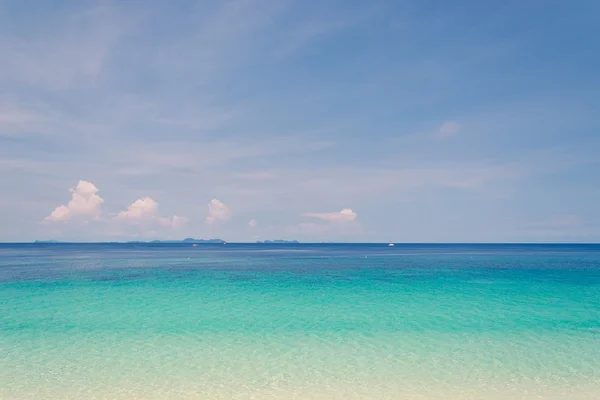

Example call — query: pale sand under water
[4,381,600,399]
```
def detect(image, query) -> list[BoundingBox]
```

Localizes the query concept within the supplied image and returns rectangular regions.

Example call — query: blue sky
[1,0,599,242]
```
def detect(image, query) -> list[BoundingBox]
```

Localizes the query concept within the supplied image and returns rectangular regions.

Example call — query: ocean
[1,243,599,399]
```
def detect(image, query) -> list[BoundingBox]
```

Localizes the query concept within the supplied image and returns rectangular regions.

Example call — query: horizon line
[1,241,599,245]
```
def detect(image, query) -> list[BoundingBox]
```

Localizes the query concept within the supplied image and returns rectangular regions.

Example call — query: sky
[1,0,599,243]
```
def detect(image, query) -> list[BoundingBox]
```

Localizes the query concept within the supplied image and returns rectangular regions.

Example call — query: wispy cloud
[438,120,461,138]
[289,208,362,239]
[110,135,334,177]
[0,5,128,91]
[303,208,357,222]
[287,220,363,239]
[523,215,597,231]
[272,3,379,58]
[0,99,107,140]
[521,215,599,241]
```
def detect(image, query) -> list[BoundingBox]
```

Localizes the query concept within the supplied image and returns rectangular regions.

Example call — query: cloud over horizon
[45,180,104,223]
[303,208,357,222]
[115,197,186,228]
[290,208,362,239]
[206,199,232,224]
[44,181,187,239]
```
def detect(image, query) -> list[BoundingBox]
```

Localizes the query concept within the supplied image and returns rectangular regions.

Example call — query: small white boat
[192,243,198,247]
[388,242,395,247]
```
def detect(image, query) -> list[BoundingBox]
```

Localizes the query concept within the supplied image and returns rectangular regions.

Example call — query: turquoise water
[1,244,599,399]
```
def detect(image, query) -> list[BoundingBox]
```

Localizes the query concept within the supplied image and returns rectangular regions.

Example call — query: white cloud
[292,208,361,238]
[438,120,461,137]
[248,219,257,228]
[45,180,104,222]
[115,197,186,228]
[287,221,363,237]
[303,208,357,222]
[116,197,158,220]
[171,215,188,229]
[206,199,232,224]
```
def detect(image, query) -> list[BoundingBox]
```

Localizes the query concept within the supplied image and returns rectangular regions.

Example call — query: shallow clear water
[1,243,599,399]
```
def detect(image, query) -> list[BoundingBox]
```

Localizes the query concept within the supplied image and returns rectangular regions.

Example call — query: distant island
[130,238,225,244]
[34,238,226,244]
[256,240,300,244]
[32,238,302,244]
